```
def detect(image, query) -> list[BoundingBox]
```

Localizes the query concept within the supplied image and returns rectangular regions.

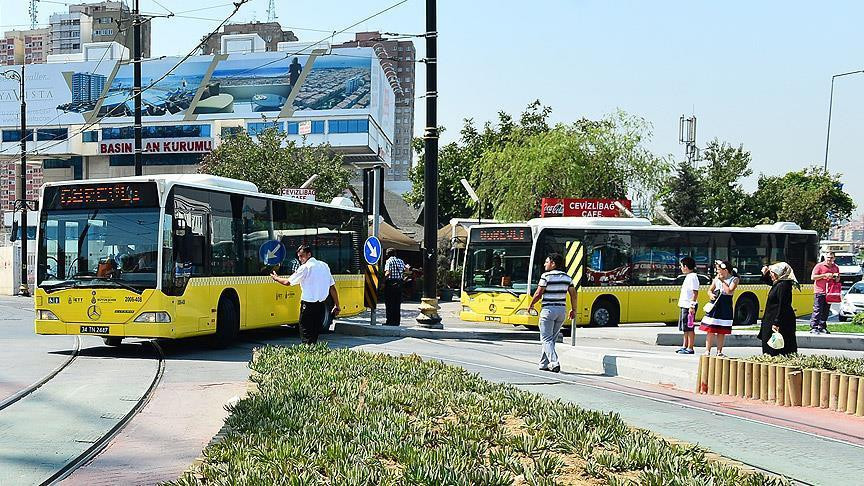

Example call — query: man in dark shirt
[384,248,406,326]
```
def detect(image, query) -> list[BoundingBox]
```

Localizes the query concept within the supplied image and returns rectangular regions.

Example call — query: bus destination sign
[473,227,531,243]
[45,183,159,210]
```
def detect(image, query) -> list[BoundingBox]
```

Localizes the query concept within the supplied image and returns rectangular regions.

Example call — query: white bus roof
[41,174,362,213]
[472,217,816,235]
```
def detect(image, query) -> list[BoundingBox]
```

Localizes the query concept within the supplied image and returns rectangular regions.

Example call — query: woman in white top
[699,260,739,356]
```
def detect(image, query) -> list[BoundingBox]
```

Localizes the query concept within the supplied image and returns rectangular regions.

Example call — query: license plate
[484,316,501,322]
[80,325,110,334]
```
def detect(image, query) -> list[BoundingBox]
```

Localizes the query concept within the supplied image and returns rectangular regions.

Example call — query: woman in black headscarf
[759,262,799,356]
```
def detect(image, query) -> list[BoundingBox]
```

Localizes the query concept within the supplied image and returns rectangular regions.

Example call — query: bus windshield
[463,242,532,293]
[38,208,161,290]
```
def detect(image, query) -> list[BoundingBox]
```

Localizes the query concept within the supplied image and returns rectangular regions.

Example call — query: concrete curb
[334,320,563,342]
[655,332,864,351]
[557,346,697,391]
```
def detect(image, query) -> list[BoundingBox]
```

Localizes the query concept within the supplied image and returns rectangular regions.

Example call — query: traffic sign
[259,240,286,265]
[364,236,382,265]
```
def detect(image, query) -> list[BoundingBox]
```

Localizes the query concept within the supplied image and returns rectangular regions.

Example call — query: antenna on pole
[266,0,277,22]
[679,115,698,164]
[29,0,40,29]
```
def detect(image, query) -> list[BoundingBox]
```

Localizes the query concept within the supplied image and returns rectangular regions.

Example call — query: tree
[198,127,351,200]
[749,167,855,236]
[698,140,754,227]
[476,111,671,221]
[660,161,705,226]
[406,100,553,224]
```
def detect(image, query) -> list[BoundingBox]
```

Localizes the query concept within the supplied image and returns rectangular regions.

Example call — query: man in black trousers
[383,248,406,326]
[270,245,340,344]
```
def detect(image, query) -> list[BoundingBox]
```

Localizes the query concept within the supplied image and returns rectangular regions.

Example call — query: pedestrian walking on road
[676,256,700,355]
[699,260,738,356]
[759,262,799,356]
[810,252,840,334]
[529,253,577,373]
[270,245,341,344]
[383,248,406,326]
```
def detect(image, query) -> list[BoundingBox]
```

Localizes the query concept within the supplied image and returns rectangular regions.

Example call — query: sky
[2,0,863,213]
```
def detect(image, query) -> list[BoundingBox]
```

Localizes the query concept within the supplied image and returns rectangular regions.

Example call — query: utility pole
[416,0,442,328]
[133,0,143,176]
[2,66,30,296]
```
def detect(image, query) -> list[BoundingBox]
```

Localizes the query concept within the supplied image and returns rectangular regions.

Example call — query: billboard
[0,47,393,138]
[541,198,631,218]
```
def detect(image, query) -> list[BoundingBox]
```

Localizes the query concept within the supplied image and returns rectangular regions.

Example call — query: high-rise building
[201,22,298,55]
[2,28,50,65]
[0,161,43,212]
[71,1,151,59]
[71,72,106,103]
[49,11,93,54]
[336,32,415,181]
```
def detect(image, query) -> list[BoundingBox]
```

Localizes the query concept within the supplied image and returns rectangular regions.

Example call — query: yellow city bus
[33,174,366,345]
[460,218,819,327]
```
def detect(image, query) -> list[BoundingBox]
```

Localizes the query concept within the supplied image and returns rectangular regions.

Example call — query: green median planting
[747,354,864,378]
[171,345,787,485]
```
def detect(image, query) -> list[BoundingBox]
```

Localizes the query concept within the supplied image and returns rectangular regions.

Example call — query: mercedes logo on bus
[87,305,102,321]
[488,303,496,313]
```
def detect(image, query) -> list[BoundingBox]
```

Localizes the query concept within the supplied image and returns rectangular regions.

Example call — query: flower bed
[171,345,786,485]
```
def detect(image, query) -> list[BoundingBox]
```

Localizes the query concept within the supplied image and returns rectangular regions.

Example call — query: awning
[437,223,468,248]
[370,221,420,252]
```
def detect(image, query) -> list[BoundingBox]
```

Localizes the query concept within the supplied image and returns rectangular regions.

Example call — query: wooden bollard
[857,378,864,417]
[829,373,841,411]
[775,365,786,406]
[761,363,770,401]
[820,371,831,408]
[713,356,723,396]
[838,375,850,413]
[728,359,737,395]
[745,362,754,398]
[784,367,794,407]
[707,357,717,395]
[722,358,731,395]
[810,370,820,407]
[847,377,860,415]
[767,364,777,402]
[737,361,746,397]
[787,371,803,407]
[802,370,811,407]
[698,355,709,394]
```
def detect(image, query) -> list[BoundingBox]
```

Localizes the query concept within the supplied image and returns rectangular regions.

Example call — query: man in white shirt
[676,256,700,355]
[270,245,341,344]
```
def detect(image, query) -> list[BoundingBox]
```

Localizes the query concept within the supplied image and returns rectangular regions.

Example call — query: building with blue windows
[71,72,107,104]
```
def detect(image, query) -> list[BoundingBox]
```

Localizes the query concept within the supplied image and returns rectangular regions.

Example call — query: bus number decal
[48,297,60,304]
[125,296,143,303]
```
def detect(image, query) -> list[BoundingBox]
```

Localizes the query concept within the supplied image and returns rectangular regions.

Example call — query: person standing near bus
[699,260,739,356]
[383,248,406,326]
[528,253,577,373]
[676,257,699,355]
[270,245,341,344]
[810,252,840,334]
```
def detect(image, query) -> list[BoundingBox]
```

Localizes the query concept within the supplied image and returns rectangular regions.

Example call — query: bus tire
[213,293,240,347]
[103,337,123,346]
[590,298,619,327]
[734,294,759,326]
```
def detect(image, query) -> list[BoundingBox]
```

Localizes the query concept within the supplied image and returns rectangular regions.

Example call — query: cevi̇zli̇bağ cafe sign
[540,198,631,218]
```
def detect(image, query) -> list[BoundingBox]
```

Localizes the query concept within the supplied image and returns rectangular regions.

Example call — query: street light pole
[133,0,143,176]
[823,69,864,172]
[416,0,442,328]
[2,66,30,296]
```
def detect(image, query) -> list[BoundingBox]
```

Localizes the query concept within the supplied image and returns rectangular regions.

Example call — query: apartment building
[201,22,298,55]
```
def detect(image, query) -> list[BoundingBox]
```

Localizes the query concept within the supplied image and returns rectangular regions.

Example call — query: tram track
[0,338,165,485]
[43,340,165,485]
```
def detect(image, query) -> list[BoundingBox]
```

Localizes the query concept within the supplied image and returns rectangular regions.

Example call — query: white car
[839,282,864,321]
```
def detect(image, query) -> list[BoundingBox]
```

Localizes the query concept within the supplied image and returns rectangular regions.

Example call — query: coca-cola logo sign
[540,198,631,218]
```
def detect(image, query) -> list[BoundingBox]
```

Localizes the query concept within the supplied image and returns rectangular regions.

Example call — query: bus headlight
[37,309,59,320]
[462,306,471,313]
[134,312,172,323]
[515,309,531,316]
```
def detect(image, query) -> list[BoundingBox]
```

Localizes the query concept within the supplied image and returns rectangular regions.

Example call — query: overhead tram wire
[12,0,252,158]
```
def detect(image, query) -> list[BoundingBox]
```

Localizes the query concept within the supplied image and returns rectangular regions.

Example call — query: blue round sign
[259,240,286,265]
[364,236,382,265]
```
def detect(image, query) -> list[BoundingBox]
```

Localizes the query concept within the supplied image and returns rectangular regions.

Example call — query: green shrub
[747,354,864,377]
[852,313,864,326]
[171,345,789,485]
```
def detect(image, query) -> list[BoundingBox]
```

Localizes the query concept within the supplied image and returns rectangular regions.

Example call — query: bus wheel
[590,298,619,327]
[734,295,759,326]
[213,296,240,347]
[103,337,123,346]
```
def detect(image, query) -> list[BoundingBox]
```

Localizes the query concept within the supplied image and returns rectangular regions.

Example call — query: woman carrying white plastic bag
[759,262,799,356]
